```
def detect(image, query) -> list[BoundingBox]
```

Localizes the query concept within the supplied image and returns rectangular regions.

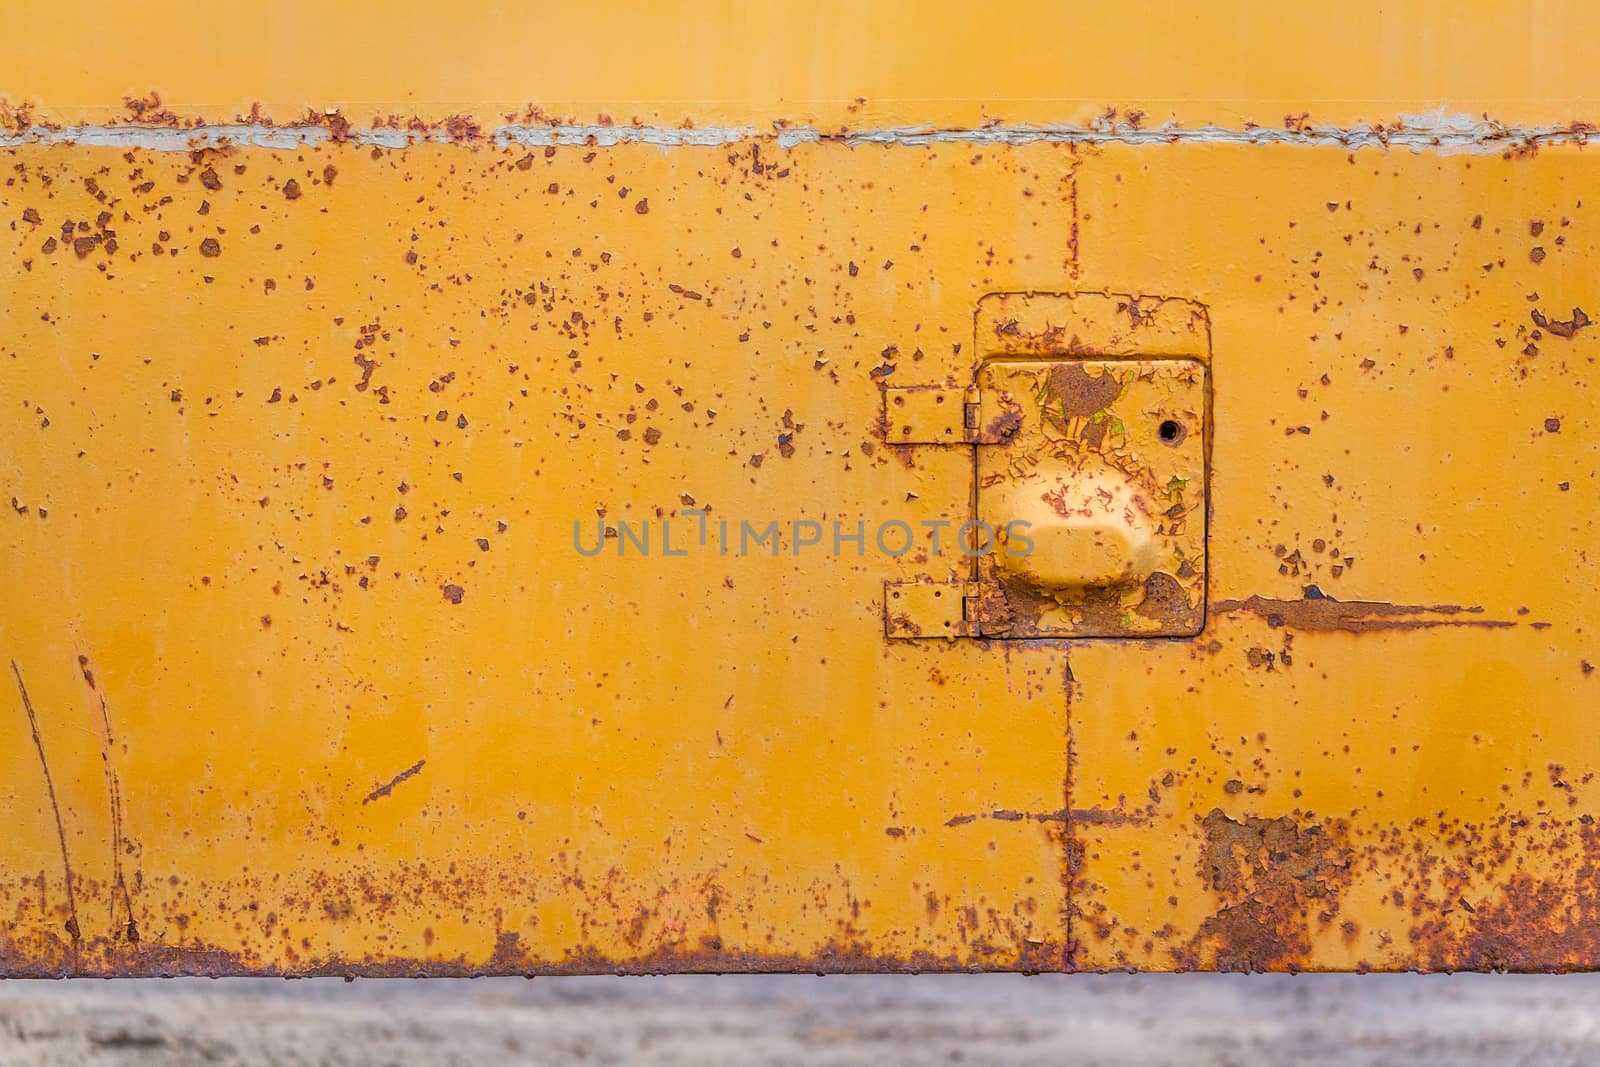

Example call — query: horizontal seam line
[0,122,1593,152]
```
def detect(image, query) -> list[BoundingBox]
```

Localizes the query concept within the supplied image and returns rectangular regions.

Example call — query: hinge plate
[884,580,981,639]
[883,386,987,445]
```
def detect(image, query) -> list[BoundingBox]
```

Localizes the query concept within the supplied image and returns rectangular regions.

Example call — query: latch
[882,293,1211,641]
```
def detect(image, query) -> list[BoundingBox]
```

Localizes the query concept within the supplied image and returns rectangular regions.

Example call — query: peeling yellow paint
[1,2,1598,975]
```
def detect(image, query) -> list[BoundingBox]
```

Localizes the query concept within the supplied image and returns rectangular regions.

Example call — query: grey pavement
[0,974,1595,1066]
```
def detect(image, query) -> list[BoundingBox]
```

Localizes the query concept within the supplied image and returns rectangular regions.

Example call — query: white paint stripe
[816,122,1592,152]
[0,117,1591,154]
[497,125,766,147]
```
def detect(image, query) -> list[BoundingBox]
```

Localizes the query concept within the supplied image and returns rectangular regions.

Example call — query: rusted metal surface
[1,2,1599,976]
[972,357,1207,638]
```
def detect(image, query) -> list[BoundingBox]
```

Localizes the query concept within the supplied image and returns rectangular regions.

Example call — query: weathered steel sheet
[0,2,1597,974]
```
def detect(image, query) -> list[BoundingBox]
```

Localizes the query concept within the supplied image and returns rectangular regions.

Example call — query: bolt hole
[1158,419,1185,446]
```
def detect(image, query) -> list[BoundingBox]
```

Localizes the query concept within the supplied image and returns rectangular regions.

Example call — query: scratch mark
[364,759,426,804]
[78,654,138,944]
[10,660,81,961]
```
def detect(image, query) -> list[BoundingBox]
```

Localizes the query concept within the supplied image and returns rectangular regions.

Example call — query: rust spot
[115,90,174,125]
[199,237,221,258]
[1396,814,1600,972]
[883,607,923,638]
[441,584,464,605]
[981,403,1023,443]
[1443,864,1600,969]
[1531,306,1590,338]
[1133,572,1191,626]
[1189,808,1352,972]
[1045,362,1122,419]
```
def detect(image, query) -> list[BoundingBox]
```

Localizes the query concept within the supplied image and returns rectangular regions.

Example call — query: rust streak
[1062,659,1077,972]
[1066,144,1081,283]
[0,932,1072,979]
[1211,586,1516,633]
[944,805,1151,828]
[78,654,139,943]
[363,759,426,804]
[10,660,81,960]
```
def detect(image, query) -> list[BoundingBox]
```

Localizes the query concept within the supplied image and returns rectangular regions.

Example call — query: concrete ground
[0,974,1596,1066]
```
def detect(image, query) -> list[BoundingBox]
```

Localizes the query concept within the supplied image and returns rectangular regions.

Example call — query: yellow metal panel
[1,139,1075,975]
[0,2,1597,975]
[4,1,1600,129]
[1069,142,1600,971]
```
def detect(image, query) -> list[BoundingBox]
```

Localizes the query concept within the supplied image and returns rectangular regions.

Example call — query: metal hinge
[883,385,1004,445]
[884,579,987,640]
